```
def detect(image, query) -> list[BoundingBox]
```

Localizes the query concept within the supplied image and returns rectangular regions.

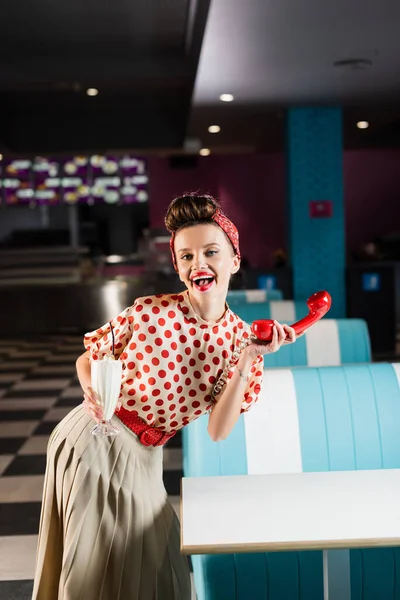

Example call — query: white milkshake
[90,355,123,436]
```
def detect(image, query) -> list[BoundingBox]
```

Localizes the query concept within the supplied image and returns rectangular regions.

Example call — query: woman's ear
[231,256,241,275]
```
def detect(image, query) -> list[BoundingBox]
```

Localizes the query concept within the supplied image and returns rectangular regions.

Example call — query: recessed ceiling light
[208,125,221,134]
[199,148,211,156]
[86,88,99,97]
[357,121,369,129]
[219,94,234,102]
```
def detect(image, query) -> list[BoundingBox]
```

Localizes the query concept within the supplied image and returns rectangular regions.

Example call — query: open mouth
[191,276,215,291]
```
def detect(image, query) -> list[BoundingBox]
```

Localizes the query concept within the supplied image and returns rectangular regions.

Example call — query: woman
[33,193,297,600]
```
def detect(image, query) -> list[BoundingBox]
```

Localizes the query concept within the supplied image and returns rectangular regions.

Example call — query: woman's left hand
[245,321,298,359]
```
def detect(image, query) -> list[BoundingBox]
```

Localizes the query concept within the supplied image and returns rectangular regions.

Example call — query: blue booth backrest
[226,289,283,304]
[184,363,400,600]
[231,299,371,367]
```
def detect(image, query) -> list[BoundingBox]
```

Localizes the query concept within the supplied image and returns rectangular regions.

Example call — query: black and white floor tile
[0,336,191,599]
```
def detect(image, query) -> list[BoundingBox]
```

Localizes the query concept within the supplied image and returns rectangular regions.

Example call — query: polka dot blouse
[84,291,263,433]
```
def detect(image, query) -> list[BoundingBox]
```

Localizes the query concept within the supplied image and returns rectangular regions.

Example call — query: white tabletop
[180,469,400,555]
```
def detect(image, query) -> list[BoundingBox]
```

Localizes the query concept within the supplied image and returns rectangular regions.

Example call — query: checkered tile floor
[0,336,187,599]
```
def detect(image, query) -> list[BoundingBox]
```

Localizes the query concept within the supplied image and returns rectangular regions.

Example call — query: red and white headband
[169,209,241,271]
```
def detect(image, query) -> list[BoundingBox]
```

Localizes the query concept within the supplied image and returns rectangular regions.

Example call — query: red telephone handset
[251,290,332,342]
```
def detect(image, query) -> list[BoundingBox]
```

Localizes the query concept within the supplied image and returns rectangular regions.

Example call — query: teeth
[194,277,213,286]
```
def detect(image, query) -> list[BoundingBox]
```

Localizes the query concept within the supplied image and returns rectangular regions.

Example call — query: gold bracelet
[237,366,249,383]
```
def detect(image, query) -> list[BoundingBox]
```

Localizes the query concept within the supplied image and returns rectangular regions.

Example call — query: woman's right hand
[82,386,104,422]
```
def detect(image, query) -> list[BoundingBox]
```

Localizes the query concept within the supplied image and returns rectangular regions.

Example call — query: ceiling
[188,0,400,153]
[0,0,210,154]
[1,0,400,155]
[193,0,400,105]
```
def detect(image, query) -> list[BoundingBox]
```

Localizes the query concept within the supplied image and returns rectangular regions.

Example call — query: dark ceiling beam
[178,0,212,139]
[1,107,184,154]
[0,54,187,87]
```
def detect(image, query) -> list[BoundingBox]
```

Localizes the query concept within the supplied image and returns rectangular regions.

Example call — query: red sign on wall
[309,200,333,218]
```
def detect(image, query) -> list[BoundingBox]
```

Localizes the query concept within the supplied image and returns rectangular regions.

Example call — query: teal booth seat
[184,363,400,600]
[226,289,283,304]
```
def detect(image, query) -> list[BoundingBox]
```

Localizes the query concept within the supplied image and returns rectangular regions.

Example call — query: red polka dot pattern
[83,291,263,437]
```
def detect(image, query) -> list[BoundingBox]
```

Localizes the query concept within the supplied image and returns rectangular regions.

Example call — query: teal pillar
[286,107,345,317]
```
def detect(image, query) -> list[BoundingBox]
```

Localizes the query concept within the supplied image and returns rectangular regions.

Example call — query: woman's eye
[181,254,192,260]
[206,250,217,256]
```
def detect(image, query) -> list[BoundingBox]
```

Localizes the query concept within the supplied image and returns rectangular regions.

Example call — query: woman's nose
[192,255,208,270]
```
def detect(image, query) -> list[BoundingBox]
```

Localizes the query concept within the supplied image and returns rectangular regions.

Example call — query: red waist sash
[115,406,176,447]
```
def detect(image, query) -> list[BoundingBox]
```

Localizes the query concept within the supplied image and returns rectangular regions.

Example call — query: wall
[148,156,219,229]
[148,154,285,268]
[217,154,285,268]
[344,150,400,252]
[149,149,400,268]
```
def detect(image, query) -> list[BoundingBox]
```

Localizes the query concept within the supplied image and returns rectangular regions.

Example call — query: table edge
[181,536,400,555]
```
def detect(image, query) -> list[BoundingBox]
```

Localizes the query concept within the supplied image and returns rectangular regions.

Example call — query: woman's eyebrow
[177,243,220,253]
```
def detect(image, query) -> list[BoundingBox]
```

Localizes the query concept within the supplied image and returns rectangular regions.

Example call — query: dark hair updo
[164,193,221,233]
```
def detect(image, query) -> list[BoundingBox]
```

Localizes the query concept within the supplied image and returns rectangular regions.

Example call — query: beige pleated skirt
[32,404,191,600]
